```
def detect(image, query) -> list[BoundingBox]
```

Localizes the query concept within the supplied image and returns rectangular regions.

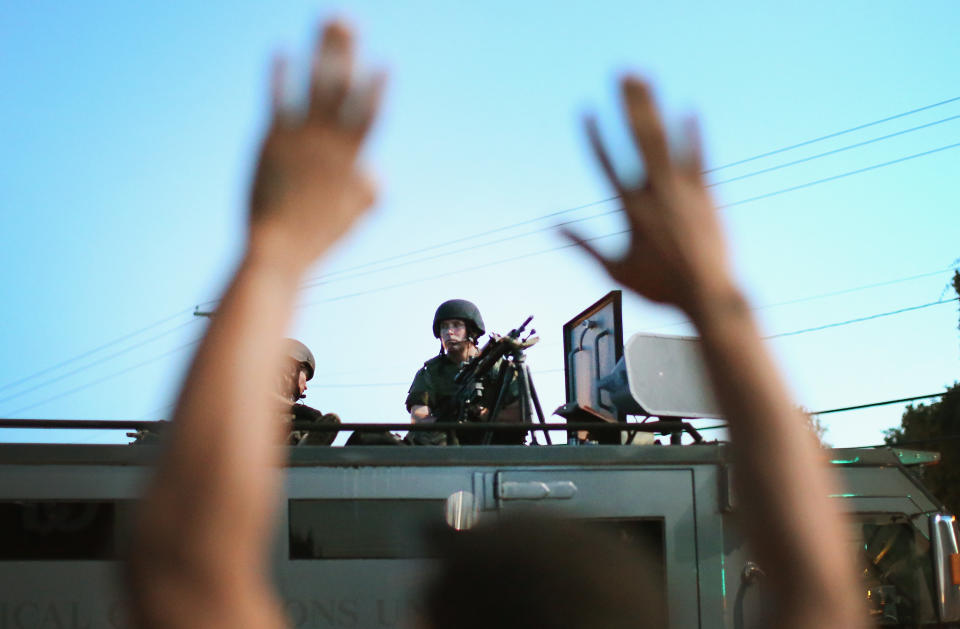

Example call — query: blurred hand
[562,77,734,316]
[249,21,385,269]
[410,405,437,424]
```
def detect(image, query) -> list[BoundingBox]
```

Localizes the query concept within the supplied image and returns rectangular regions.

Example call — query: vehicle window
[857,515,936,625]
[0,500,128,560]
[289,499,449,559]
[584,518,666,617]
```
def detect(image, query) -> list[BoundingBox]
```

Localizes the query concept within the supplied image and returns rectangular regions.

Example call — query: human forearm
[689,286,865,628]
[161,246,302,500]
[566,76,864,628]
[128,20,381,629]
[137,248,303,544]
[129,247,303,629]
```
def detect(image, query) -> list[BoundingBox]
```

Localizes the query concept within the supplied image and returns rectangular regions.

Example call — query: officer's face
[439,319,468,349]
[282,360,310,400]
[297,368,309,397]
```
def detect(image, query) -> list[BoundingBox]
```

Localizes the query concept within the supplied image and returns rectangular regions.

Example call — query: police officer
[405,299,520,445]
[281,339,341,446]
[128,338,340,445]
[288,330,404,447]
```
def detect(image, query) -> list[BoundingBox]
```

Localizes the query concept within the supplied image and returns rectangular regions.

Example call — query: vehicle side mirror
[930,513,960,622]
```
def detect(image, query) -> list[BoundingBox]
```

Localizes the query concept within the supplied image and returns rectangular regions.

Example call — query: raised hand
[128,23,385,629]
[249,21,385,269]
[562,77,733,318]
[564,77,867,629]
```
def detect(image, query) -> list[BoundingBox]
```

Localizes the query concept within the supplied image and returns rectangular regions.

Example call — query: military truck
[0,442,958,628]
[1,292,958,627]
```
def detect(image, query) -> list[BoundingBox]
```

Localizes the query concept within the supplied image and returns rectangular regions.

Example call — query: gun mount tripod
[450,316,553,446]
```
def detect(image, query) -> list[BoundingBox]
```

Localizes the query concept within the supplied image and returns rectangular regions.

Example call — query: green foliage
[799,407,829,447]
[883,384,960,513]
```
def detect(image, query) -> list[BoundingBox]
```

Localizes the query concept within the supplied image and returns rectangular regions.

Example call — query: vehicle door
[275,463,477,629]
[491,466,700,628]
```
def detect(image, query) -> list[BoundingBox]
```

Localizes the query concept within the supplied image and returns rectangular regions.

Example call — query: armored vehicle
[0,442,958,628]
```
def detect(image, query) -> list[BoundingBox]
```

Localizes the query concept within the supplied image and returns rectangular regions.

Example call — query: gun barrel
[455,316,536,385]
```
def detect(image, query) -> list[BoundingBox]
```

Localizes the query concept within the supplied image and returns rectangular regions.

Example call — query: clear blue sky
[1,0,958,447]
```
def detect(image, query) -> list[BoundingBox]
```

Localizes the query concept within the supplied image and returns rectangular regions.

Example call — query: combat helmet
[433,299,485,340]
[284,338,315,381]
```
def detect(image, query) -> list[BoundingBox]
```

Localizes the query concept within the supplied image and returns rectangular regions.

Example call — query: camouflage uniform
[405,353,520,445]
[286,403,341,446]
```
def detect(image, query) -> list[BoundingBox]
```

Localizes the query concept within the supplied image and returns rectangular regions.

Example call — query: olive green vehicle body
[0,443,951,628]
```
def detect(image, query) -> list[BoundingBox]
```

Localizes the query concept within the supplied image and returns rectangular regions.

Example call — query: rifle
[446,316,538,427]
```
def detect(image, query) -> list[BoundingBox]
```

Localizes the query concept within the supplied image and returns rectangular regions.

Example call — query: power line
[4,338,202,418]
[449,143,960,297]
[811,393,945,416]
[754,268,955,311]
[190,106,960,310]
[293,262,943,380]
[300,135,960,293]
[765,298,958,339]
[290,129,960,297]
[299,208,624,290]
[0,308,193,394]
[0,318,201,408]
[692,391,949,433]
[643,266,956,334]
[717,140,960,210]
[329,95,960,286]
[704,95,960,173]
[298,231,623,308]
[303,135,960,306]
[708,113,960,187]
[191,197,621,308]
[302,231,956,316]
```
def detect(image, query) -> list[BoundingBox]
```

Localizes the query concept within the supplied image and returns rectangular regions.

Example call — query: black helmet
[433,299,485,339]
[284,338,315,381]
